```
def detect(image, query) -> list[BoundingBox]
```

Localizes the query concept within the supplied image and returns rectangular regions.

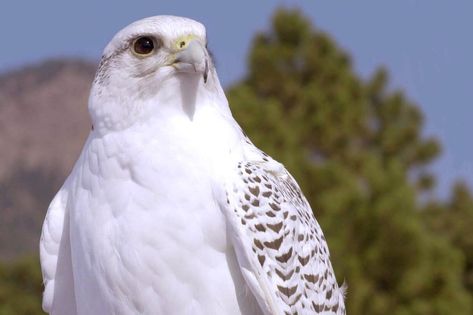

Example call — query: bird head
[89,16,223,133]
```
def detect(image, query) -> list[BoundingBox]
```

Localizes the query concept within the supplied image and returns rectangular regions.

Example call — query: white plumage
[40,15,346,315]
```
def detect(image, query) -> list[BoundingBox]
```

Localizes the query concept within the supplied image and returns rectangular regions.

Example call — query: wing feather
[223,147,346,315]
[39,185,77,315]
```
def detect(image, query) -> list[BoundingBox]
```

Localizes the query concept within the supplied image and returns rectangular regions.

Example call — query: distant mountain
[0,59,96,259]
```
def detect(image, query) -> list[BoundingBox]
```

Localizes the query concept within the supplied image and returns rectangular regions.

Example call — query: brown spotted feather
[224,145,346,315]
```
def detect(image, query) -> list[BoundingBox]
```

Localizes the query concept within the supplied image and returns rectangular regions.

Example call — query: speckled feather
[224,140,346,315]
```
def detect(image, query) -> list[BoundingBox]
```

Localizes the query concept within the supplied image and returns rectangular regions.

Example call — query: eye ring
[132,36,156,56]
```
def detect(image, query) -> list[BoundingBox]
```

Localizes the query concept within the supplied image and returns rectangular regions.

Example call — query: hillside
[0,59,95,259]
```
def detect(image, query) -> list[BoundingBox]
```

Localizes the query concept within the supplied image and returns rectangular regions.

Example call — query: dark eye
[132,36,155,56]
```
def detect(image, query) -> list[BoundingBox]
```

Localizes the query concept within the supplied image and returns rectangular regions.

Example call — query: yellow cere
[174,34,199,51]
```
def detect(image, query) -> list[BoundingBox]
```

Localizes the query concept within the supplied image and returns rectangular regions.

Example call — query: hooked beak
[173,40,209,83]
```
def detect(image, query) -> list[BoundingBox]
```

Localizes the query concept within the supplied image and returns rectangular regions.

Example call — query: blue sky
[1,1,472,197]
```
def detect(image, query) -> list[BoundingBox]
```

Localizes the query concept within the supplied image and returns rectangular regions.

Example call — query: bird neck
[88,69,232,135]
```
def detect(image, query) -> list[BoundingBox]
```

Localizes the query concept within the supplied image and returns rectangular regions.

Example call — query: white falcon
[40,16,346,315]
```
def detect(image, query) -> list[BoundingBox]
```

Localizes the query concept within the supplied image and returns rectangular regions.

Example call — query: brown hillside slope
[0,59,95,259]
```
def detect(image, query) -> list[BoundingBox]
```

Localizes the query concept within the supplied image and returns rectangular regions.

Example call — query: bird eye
[132,36,155,56]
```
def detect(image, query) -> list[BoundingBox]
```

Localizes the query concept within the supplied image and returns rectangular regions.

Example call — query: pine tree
[227,9,472,314]
[424,183,473,299]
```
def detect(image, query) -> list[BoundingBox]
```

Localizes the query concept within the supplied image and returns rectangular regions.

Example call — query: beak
[173,40,209,83]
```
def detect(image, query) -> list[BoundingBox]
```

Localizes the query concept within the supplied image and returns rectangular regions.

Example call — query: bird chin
[172,62,208,82]
[154,65,199,82]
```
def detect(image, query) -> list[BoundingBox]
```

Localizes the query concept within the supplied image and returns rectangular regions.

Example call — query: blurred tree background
[1,8,472,315]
